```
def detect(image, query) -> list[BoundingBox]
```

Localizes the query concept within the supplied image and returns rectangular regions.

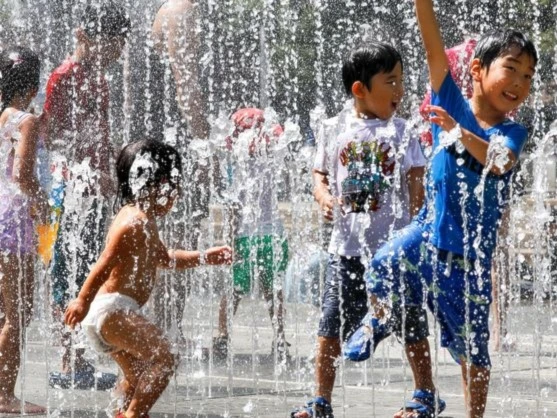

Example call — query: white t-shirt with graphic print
[314,110,426,257]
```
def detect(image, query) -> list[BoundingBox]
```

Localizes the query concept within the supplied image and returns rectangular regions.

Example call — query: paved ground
[3,298,557,418]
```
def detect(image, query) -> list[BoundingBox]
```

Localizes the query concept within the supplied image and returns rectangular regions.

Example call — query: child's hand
[64,298,89,329]
[204,246,233,265]
[318,194,336,221]
[426,105,457,132]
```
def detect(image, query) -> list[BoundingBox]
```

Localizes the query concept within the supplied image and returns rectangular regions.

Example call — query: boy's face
[354,61,404,120]
[89,35,126,67]
[473,47,536,114]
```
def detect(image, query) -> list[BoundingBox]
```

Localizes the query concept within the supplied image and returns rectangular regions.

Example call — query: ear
[470,58,482,82]
[351,81,367,99]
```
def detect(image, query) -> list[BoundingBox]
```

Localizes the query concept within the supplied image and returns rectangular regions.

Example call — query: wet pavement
[4,299,557,418]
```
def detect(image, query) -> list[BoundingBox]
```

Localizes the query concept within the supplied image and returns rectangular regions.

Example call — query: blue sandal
[399,389,446,417]
[291,396,334,418]
[343,313,391,361]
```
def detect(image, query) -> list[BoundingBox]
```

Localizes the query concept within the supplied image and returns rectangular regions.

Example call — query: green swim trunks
[233,235,289,294]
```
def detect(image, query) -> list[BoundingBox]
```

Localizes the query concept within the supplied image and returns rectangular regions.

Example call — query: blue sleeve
[431,73,470,123]
[502,124,528,159]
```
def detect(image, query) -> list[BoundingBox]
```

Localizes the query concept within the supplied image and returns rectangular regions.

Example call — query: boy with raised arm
[346,1,537,416]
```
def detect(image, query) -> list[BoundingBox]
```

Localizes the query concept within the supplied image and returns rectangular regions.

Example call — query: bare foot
[0,397,46,414]
[291,411,311,418]
[393,409,419,418]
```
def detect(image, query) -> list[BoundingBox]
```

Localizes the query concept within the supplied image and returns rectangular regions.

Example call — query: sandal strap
[411,389,435,407]
[400,389,446,418]
[291,397,334,418]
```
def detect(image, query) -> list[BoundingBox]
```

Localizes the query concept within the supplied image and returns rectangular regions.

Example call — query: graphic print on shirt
[339,139,395,213]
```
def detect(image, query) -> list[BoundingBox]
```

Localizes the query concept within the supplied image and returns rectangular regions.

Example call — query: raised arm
[415,0,449,93]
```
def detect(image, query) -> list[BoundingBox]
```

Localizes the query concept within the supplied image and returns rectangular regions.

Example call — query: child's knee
[152,346,178,375]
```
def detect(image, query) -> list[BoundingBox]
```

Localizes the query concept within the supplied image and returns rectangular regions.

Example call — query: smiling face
[472,46,536,115]
[352,61,404,120]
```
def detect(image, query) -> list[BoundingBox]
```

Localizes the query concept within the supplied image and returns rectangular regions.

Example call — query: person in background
[41,2,130,390]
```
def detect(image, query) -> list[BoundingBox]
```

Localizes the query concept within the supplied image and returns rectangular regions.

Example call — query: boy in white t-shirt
[292,43,428,418]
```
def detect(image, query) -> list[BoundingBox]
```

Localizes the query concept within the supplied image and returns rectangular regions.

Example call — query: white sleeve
[313,122,330,173]
[403,130,427,171]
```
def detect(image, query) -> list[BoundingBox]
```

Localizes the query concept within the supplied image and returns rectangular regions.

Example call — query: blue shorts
[367,222,492,368]
[318,255,368,341]
[51,199,107,307]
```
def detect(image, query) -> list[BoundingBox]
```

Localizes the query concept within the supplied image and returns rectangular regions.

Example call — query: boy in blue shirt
[345,1,537,417]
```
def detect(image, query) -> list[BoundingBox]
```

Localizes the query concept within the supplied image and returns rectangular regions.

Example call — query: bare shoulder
[18,113,40,136]
[107,206,150,246]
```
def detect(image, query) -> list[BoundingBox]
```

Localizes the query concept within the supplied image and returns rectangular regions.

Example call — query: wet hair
[474,29,538,70]
[80,2,131,39]
[342,43,403,96]
[116,139,183,208]
[0,46,40,114]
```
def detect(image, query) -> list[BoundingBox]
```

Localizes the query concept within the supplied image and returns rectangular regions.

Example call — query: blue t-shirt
[423,73,527,261]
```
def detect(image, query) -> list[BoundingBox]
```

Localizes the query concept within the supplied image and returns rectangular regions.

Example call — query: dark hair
[116,139,183,208]
[342,43,403,96]
[0,46,40,114]
[474,29,538,70]
[81,2,131,39]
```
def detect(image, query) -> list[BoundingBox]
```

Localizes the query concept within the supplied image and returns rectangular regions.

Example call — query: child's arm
[415,0,449,93]
[406,166,425,217]
[313,169,335,221]
[427,105,518,174]
[64,221,137,328]
[163,245,233,270]
[14,115,49,222]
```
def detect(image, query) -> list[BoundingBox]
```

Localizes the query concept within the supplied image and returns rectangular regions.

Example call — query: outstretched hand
[64,298,89,329]
[204,245,233,265]
[426,105,457,132]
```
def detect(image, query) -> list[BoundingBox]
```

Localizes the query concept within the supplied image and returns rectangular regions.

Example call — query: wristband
[199,250,206,265]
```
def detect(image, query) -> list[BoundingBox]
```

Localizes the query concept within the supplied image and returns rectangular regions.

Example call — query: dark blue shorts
[318,255,368,341]
[51,199,107,307]
[367,222,492,368]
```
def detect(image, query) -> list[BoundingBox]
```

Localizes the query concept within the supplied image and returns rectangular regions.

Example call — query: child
[0,46,48,414]
[42,2,130,389]
[291,43,426,418]
[64,139,232,418]
[214,108,289,361]
[348,2,538,416]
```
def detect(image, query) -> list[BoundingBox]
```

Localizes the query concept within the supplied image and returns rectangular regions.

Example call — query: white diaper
[82,293,140,354]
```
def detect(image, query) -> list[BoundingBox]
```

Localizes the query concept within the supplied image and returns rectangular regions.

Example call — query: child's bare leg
[111,351,145,412]
[0,254,45,413]
[101,311,177,418]
[461,361,490,418]
[292,336,340,418]
[263,286,285,342]
[393,338,435,418]
[217,290,242,338]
